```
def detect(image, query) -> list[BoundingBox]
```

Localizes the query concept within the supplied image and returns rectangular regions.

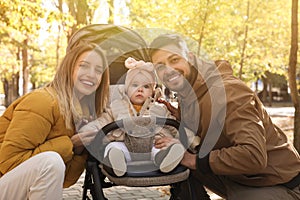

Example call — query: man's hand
[180,151,197,170]
[155,136,197,170]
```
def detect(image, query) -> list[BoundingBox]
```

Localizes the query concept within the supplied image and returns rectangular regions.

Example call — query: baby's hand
[154,136,181,149]
[157,98,180,120]
[75,118,89,131]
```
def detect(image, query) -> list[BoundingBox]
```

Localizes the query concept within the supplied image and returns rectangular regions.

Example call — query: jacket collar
[177,56,212,105]
[178,57,231,106]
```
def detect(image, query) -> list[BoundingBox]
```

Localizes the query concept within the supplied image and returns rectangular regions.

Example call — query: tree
[107,0,114,24]
[288,0,300,152]
[0,0,45,105]
[65,0,89,40]
[238,0,250,79]
[128,0,290,85]
[127,0,300,147]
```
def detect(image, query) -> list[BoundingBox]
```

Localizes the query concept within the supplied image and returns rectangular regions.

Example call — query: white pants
[104,141,160,162]
[0,151,65,200]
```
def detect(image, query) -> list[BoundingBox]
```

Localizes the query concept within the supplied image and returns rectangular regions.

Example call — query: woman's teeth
[82,80,94,86]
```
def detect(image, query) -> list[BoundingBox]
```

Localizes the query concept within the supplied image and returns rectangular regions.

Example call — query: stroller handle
[86,116,189,166]
[97,117,188,148]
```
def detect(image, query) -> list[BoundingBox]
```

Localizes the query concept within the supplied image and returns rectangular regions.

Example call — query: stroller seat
[100,156,189,187]
[95,116,190,187]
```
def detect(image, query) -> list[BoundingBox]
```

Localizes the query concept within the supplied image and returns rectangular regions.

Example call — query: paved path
[1,105,293,200]
[265,106,294,117]
[63,171,224,200]
[63,172,171,199]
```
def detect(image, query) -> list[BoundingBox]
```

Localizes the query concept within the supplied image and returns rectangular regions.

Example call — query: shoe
[155,143,185,173]
[107,148,127,177]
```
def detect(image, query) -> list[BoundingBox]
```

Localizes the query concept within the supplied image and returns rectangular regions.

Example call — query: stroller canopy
[67,24,150,84]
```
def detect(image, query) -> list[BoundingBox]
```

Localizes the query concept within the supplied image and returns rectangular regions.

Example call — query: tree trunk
[3,73,19,107]
[261,75,268,103]
[197,0,210,57]
[107,0,114,24]
[268,81,272,107]
[56,0,63,67]
[22,38,29,95]
[66,0,88,41]
[288,0,300,152]
[239,0,250,80]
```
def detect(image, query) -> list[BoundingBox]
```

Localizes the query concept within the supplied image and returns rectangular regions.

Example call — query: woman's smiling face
[73,50,105,99]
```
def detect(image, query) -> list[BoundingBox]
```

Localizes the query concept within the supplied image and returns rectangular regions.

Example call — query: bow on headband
[124,57,154,71]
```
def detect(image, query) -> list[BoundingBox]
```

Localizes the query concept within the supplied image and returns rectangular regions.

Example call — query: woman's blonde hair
[48,43,110,130]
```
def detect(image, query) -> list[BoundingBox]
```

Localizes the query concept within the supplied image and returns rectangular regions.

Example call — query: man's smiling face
[151,44,191,92]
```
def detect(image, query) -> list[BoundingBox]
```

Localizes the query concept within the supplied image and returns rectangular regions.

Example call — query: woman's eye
[79,64,88,68]
[144,85,150,89]
[95,67,103,74]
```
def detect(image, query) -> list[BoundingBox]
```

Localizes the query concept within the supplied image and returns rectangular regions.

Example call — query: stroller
[67,24,194,200]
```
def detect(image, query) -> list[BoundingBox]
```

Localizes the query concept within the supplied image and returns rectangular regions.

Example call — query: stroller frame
[82,117,193,200]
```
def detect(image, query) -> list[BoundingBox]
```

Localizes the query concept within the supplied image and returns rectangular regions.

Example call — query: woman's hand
[71,129,98,154]
[157,98,181,120]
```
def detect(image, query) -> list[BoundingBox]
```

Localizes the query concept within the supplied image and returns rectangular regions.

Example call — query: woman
[0,43,110,200]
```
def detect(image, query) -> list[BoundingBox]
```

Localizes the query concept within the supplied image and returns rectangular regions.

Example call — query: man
[150,33,300,200]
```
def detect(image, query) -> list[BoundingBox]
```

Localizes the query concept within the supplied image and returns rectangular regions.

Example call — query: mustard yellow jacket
[0,87,87,188]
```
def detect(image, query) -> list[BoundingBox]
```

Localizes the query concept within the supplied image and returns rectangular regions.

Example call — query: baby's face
[127,74,154,105]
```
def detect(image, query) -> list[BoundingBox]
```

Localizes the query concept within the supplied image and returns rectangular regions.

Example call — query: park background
[0,1,299,199]
[0,0,300,151]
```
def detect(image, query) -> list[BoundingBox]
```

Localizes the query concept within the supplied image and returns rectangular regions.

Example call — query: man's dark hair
[149,33,188,58]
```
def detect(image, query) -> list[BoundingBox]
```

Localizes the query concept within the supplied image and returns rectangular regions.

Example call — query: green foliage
[128,0,291,85]
[0,0,296,95]
[29,41,62,88]
[0,0,46,90]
